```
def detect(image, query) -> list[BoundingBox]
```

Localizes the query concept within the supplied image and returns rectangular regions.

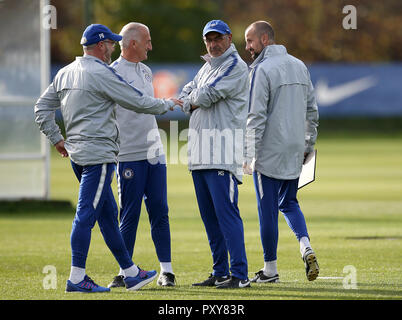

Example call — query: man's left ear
[261,34,269,46]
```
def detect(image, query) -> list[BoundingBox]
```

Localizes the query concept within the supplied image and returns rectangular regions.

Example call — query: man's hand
[169,98,183,110]
[54,140,69,158]
[190,104,199,112]
[242,161,253,175]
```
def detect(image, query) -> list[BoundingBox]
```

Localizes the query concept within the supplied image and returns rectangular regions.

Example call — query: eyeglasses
[102,40,116,47]
[203,35,227,44]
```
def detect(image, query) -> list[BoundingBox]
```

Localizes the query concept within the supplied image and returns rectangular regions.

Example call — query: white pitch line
[317,277,344,280]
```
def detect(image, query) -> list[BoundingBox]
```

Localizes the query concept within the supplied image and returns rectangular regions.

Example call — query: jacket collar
[79,54,106,64]
[201,43,237,68]
[115,55,140,67]
[249,44,287,68]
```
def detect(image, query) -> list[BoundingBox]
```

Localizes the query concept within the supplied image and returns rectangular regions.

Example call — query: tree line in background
[50,0,402,64]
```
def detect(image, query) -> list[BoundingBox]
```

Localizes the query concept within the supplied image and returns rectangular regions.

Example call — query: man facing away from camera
[179,20,250,289]
[34,24,181,293]
[243,20,319,283]
[107,22,176,288]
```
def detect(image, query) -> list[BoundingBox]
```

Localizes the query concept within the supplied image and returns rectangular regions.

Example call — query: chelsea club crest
[123,168,134,179]
[143,69,152,82]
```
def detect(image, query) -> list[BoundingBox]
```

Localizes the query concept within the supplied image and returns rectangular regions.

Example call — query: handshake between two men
[168,98,199,113]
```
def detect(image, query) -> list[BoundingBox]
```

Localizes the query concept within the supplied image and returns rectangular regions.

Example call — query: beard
[250,40,264,60]
[251,50,260,60]
[102,47,114,64]
[209,46,224,57]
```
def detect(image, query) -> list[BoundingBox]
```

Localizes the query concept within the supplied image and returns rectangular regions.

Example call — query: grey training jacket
[179,44,249,183]
[245,45,319,180]
[34,54,173,166]
[111,56,164,163]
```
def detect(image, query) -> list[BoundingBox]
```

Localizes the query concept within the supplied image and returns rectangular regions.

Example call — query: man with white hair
[34,24,181,293]
[107,22,176,288]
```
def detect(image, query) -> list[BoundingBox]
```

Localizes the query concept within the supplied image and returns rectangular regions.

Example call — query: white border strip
[93,164,107,209]
[229,173,234,203]
[116,163,122,209]
[257,172,264,199]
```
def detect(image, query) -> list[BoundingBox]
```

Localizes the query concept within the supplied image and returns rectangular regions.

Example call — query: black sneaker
[303,247,319,281]
[216,276,251,289]
[157,272,176,287]
[107,275,125,288]
[251,270,280,283]
[192,274,230,287]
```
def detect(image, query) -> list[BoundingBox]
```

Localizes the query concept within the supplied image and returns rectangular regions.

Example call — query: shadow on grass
[0,199,75,215]
[344,236,402,240]
[47,279,402,300]
[141,281,402,300]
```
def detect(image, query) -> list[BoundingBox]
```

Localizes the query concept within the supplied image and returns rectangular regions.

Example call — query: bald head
[120,22,148,48]
[119,22,152,62]
[245,20,275,60]
[246,21,275,44]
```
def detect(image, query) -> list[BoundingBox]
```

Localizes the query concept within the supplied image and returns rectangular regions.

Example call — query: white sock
[69,266,86,284]
[122,264,139,278]
[160,262,173,274]
[263,260,278,277]
[299,236,311,256]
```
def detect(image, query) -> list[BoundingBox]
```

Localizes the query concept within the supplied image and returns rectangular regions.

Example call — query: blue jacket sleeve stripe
[95,60,143,96]
[209,54,238,88]
[248,67,257,112]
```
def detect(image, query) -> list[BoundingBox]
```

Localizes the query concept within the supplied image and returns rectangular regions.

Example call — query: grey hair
[119,22,149,48]
[83,43,97,51]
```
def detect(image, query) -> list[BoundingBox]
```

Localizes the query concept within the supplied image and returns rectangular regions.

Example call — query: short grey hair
[83,43,97,50]
[119,22,149,48]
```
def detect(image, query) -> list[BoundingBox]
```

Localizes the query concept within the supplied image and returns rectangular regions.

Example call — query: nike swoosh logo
[239,280,250,288]
[315,76,377,106]
[78,286,93,292]
[215,278,230,286]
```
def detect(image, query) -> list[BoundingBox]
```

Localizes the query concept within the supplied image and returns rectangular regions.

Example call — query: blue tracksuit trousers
[253,171,309,262]
[70,161,133,270]
[192,169,248,280]
[117,160,171,263]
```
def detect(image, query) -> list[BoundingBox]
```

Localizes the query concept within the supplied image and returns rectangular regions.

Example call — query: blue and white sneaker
[65,275,110,293]
[124,268,157,291]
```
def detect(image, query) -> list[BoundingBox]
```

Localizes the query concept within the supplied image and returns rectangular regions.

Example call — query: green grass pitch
[0,133,401,300]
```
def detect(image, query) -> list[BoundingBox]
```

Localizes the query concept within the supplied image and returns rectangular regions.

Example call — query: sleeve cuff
[182,99,192,115]
[50,133,64,146]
